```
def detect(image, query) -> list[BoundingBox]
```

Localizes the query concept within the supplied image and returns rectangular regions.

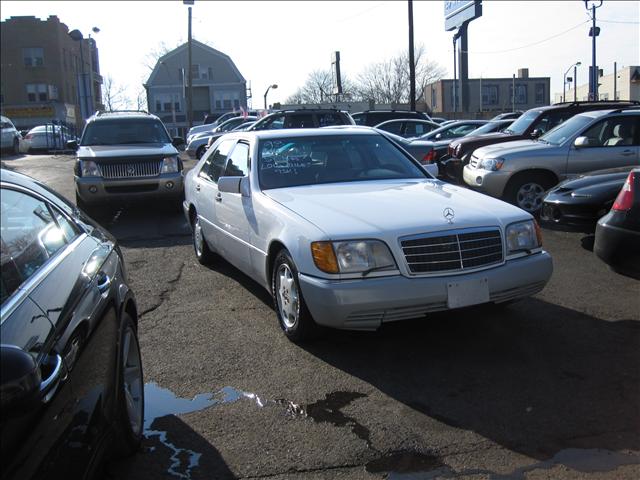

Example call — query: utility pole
[512,73,515,112]
[574,64,579,101]
[457,22,469,113]
[185,0,194,129]
[408,0,416,111]
[585,0,603,101]
[613,61,617,100]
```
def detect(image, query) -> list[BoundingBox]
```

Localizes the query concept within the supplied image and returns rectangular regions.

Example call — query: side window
[582,116,637,147]
[223,143,250,177]
[255,114,285,130]
[317,113,343,127]
[534,112,570,135]
[382,122,403,135]
[199,139,234,182]
[284,114,314,128]
[1,189,72,302]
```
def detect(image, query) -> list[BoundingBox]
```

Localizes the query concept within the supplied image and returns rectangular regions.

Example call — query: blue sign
[444,0,482,31]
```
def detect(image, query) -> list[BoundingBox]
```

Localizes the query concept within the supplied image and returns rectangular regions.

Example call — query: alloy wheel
[276,263,299,329]
[516,182,546,212]
[121,327,143,436]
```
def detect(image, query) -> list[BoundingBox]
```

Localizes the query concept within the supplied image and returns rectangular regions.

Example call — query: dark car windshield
[81,118,171,145]
[258,134,426,189]
[503,110,541,135]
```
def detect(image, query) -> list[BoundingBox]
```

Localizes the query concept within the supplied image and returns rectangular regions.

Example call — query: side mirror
[218,176,242,194]
[574,136,589,148]
[0,345,41,416]
[531,129,542,138]
[172,137,185,147]
[435,133,442,140]
[66,139,78,150]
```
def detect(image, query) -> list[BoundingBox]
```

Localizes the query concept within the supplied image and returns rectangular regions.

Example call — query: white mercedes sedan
[183,128,553,342]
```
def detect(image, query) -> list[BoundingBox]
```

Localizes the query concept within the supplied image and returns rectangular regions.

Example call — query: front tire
[504,173,555,213]
[112,313,144,457]
[191,211,216,265]
[271,249,319,342]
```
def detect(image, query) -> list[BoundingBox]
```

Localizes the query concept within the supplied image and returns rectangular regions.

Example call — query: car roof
[576,107,640,120]
[226,126,381,141]
[87,110,161,123]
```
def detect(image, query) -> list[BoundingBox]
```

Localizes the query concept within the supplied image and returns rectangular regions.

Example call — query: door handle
[40,353,64,402]
[215,193,222,203]
[620,150,634,156]
[195,183,201,192]
[96,271,111,293]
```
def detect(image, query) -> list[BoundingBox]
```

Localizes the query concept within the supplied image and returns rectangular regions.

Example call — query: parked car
[351,110,432,126]
[71,110,185,216]
[431,117,448,124]
[463,107,640,212]
[374,118,441,138]
[187,116,257,159]
[183,128,552,342]
[594,169,640,279]
[448,101,640,176]
[0,169,144,479]
[1,115,21,154]
[187,110,261,143]
[414,120,488,142]
[19,125,74,153]
[539,166,636,232]
[439,119,516,183]
[491,111,523,121]
[249,109,355,130]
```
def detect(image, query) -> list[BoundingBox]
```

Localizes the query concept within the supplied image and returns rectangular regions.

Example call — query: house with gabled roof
[145,39,247,136]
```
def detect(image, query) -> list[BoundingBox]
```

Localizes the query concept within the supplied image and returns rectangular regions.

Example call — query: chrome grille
[401,228,503,274]
[99,160,162,179]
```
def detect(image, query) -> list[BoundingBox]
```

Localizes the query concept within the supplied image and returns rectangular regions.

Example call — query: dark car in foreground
[0,169,144,479]
[540,166,636,232]
[594,169,640,279]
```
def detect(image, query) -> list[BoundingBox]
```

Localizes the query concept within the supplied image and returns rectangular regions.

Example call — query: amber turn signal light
[311,242,339,274]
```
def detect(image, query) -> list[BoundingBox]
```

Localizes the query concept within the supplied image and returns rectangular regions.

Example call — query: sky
[1,0,638,108]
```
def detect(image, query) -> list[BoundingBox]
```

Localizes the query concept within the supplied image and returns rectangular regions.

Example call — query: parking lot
[2,152,639,479]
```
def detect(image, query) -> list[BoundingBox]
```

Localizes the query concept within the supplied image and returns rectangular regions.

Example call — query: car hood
[78,144,177,158]
[474,139,550,158]
[545,166,634,202]
[264,179,528,238]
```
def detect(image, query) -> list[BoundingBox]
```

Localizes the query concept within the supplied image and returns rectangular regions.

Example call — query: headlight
[80,160,100,177]
[505,220,542,254]
[311,240,397,275]
[478,157,504,171]
[161,156,179,173]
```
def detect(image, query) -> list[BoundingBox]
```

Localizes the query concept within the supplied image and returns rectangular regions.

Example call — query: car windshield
[503,110,540,135]
[81,118,171,145]
[538,115,592,145]
[258,134,426,189]
[468,121,508,136]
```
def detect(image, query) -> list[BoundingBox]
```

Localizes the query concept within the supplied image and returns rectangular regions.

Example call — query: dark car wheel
[112,313,144,457]
[12,137,19,154]
[504,173,555,213]
[191,211,216,265]
[272,249,320,342]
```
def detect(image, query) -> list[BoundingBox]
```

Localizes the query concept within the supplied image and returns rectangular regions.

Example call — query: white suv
[1,115,21,154]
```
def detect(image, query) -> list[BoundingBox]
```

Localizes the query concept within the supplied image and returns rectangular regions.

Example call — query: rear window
[504,110,541,135]
[81,118,171,146]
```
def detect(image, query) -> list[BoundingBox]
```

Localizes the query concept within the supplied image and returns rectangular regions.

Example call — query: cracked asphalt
[2,152,639,479]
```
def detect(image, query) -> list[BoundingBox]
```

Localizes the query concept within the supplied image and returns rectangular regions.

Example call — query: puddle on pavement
[366,450,445,475]
[142,382,267,479]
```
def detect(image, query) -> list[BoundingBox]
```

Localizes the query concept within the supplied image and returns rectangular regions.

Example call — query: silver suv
[463,108,640,212]
[73,111,185,215]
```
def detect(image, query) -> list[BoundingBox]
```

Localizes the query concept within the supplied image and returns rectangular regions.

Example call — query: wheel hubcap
[516,182,545,212]
[122,328,143,436]
[276,264,299,329]
[193,218,203,257]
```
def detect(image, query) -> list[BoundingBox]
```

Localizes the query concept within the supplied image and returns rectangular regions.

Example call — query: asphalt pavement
[2,152,639,480]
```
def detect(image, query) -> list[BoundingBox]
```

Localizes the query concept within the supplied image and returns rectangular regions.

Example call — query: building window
[23,47,44,67]
[223,99,232,109]
[26,83,48,102]
[233,99,240,109]
[208,67,213,80]
[174,101,181,112]
[155,100,162,112]
[509,84,528,105]
[215,100,222,109]
[482,85,499,105]
[431,88,437,109]
[535,84,545,104]
[163,102,172,111]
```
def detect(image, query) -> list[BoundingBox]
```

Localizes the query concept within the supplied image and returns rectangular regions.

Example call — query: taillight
[612,171,636,212]
[421,150,437,164]
[25,134,33,140]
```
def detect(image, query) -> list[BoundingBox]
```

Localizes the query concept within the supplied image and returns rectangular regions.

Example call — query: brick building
[0,15,103,133]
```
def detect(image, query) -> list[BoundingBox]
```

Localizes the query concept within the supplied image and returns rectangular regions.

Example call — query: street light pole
[408,0,416,111]
[184,0,194,129]
[264,84,278,110]
[574,64,579,101]
[563,61,581,102]
[585,0,603,101]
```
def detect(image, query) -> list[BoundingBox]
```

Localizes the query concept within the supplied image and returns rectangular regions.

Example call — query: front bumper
[463,165,511,198]
[539,200,607,233]
[75,173,184,205]
[299,252,553,331]
[594,212,640,278]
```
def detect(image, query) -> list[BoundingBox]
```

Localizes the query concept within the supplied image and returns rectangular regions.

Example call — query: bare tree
[353,43,446,104]
[102,75,130,111]
[142,39,184,72]
[285,69,356,104]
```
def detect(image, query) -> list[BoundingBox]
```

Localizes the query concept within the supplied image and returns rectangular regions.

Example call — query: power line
[598,18,640,24]
[458,20,591,55]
